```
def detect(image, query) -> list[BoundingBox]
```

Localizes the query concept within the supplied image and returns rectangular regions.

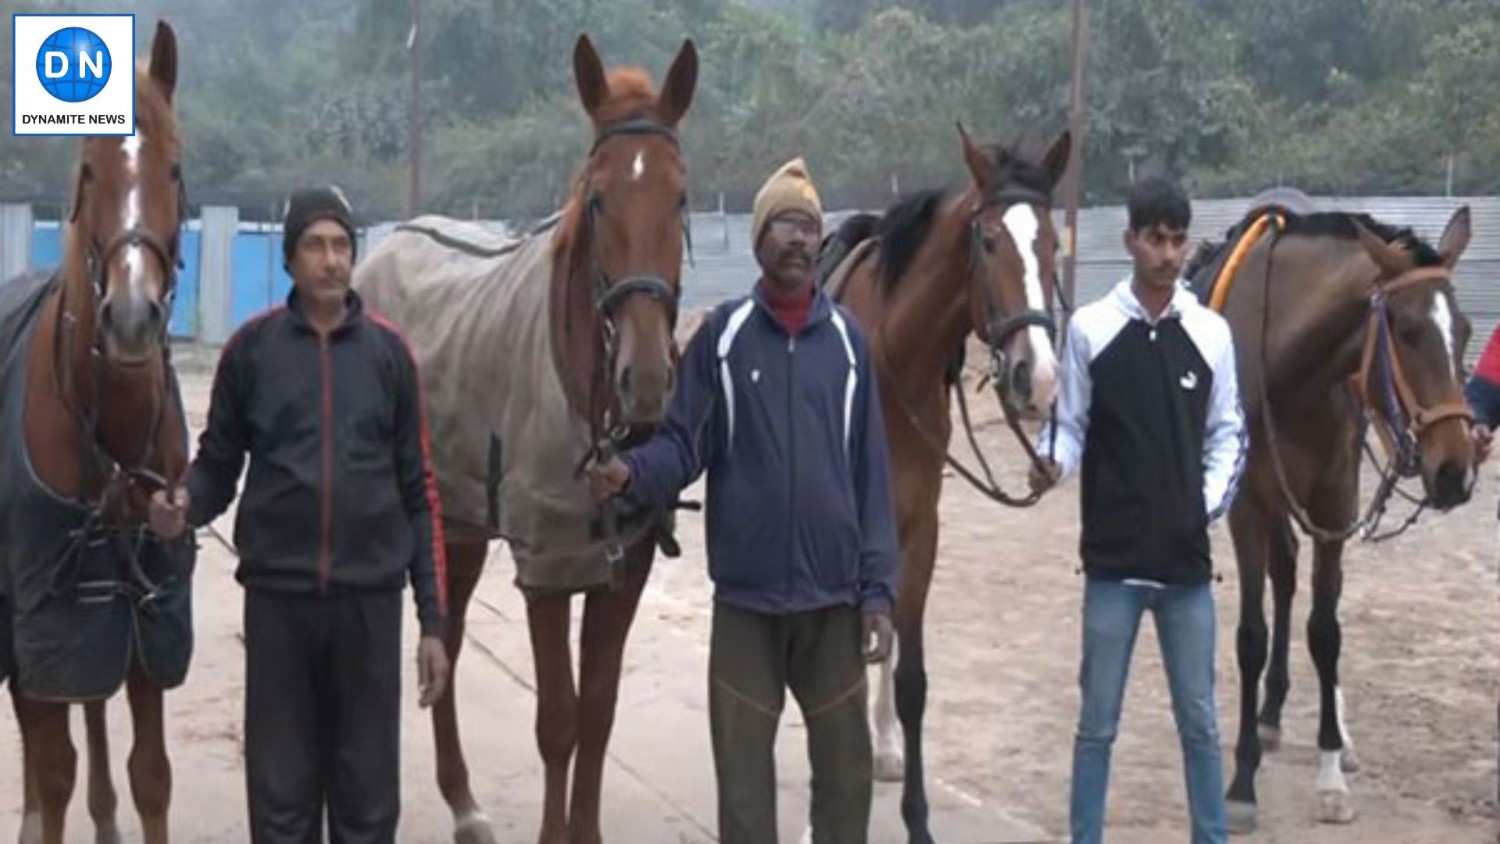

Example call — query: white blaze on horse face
[1000,203,1059,410]
[631,151,646,182]
[1430,291,1458,379]
[120,133,146,290]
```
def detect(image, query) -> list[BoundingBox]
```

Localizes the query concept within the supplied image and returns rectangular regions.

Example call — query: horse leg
[569,544,653,844]
[1308,538,1357,824]
[14,695,75,844]
[433,540,498,844]
[124,662,171,844]
[527,590,577,844]
[13,689,42,844]
[1224,495,1271,834]
[83,701,121,844]
[1257,517,1298,751]
[870,637,902,782]
[894,517,937,844]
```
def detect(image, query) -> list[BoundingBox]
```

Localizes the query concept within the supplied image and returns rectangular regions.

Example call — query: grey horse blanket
[0,270,195,699]
[354,216,654,592]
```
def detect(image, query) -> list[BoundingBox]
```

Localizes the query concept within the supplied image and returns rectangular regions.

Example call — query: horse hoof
[1317,789,1357,824]
[1258,723,1282,751]
[454,813,497,844]
[874,748,904,782]
[1226,800,1257,835]
[18,812,42,844]
[1341,746,1361,773]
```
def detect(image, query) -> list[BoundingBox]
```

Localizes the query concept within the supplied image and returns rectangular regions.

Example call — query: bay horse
[353,35,695,844]
[819,126,1070,844]
[1185,197,1476,831]
[2,22,192,844]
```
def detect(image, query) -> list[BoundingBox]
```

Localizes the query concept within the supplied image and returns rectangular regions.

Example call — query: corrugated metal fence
[2,196,1495,357]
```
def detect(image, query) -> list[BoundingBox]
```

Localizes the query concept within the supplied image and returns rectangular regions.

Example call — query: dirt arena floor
[1,340,1496,843]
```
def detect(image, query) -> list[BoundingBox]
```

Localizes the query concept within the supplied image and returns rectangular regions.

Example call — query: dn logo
[35,27,112,103]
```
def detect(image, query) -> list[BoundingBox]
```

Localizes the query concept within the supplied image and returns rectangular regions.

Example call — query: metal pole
[1061,0,1089,319]
[406,0,423,218]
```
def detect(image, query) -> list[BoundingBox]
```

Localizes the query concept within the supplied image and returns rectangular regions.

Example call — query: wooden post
[406,0,423,219]
[1061,0,1089,321]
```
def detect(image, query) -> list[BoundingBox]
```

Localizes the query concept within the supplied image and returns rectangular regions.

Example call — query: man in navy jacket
[593,158,899,843]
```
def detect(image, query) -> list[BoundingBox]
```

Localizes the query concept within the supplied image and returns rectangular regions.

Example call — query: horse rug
[0,269,195,700]
[354,216,655,593]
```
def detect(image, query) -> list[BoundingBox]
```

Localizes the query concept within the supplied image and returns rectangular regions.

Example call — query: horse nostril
[619,365,633,396]
[1011,358,1033,399]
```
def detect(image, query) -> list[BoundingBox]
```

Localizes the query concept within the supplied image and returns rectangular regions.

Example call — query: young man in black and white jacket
[1033,178,1245,844]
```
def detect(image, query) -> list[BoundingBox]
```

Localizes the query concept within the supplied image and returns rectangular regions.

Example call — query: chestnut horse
[819,127,1070,844]
[3,22,192,844]
[354,36,695,844]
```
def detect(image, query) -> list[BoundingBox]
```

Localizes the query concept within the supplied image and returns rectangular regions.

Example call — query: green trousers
[709,601,874,844]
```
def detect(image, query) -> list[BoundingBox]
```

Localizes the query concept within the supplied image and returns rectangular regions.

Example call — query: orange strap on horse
[1209,212,1285,313]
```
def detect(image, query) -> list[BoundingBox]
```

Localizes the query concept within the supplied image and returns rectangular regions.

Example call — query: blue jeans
[1069,577,1228,844]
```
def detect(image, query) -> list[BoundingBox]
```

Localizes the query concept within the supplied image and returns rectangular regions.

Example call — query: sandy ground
[1,343,1496,843]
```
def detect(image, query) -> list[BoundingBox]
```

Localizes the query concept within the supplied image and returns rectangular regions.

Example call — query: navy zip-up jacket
[622,284,900,615]
[185,289,448,636]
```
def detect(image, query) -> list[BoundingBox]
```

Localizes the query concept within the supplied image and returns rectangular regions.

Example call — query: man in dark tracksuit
[593,158,900,843]
[147,187,450,843]
[1034,178,1245,844]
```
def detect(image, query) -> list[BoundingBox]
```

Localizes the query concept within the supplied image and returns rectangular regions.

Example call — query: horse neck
[548,212,606,424]
[878,200,976,384]
[1256,236,1375,395]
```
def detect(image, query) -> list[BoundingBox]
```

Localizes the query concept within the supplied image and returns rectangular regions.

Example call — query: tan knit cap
[751,157,823,246]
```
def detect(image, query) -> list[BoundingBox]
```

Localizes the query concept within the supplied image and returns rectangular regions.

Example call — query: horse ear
[1043,130,1072,189]
[573,34,608,118]
[957,122,994,189]
[657,39,697,126]
[1437,205,1471,270]
[149,20,177,103]
[1353,220,1412,279]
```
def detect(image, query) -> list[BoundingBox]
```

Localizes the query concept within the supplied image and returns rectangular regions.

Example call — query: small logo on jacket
[1179,371,1198,391]
[751,369,761,383]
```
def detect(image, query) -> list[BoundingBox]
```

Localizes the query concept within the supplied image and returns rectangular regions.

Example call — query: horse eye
[171,164,182,181]
[982,236,997,252]
[1399,325,1425,345]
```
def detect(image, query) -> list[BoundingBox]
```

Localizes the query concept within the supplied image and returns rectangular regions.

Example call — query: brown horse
[3,22,190,844]
[1187,199,1476,831]
[820,126,1070,844]
[353,35,695,844]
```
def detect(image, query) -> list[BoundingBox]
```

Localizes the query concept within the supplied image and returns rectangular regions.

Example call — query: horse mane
[876,190,949,291]
[1281,212,1444,267]
[552,66,667,263]
[874,135,1061,292]
[1189,208,1445,287]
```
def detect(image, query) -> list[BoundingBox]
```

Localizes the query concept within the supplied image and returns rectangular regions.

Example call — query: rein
[1250,215,1470,542]
[866,186,1065,507]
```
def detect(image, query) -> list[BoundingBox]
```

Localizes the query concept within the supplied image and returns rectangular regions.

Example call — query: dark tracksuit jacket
[621,284,900,615]
[1040,280,1246,585]
[185,288,447,841]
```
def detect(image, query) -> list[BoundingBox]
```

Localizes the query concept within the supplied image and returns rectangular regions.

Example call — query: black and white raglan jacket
[1039,279,1247,586]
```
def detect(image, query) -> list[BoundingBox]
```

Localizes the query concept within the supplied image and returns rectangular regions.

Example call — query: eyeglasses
[767,216,820,239]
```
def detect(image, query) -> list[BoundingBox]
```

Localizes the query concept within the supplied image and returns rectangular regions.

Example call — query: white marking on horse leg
[1335,685,1360,771]
[1316,748,1357,823]
[1317,749,1348,794]
[872,642,902,781]
[1000,204,1059,410]
[631,150,646,181]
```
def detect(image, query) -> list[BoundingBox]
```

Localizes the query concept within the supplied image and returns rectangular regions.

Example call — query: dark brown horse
[1188,199,1476,831]
[820,126,1070,844]
[5,22,190,844]
[354,35,695,844]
